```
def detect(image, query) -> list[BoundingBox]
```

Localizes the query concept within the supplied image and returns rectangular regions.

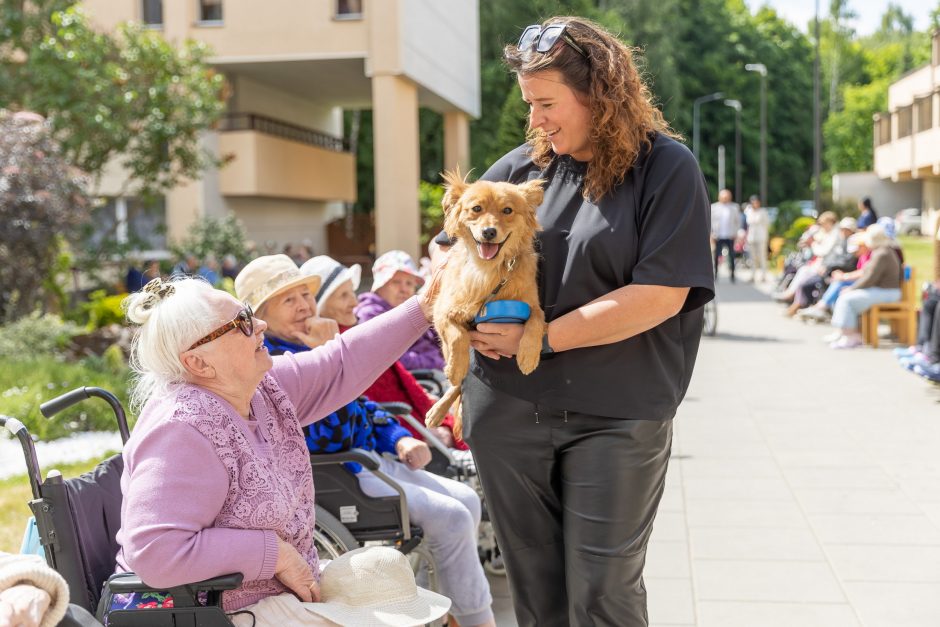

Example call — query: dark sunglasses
[188,303,254,351]
[517,23,587,58]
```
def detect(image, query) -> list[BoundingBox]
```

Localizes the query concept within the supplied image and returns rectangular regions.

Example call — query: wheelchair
[407,369,450,398]
[4,386,445,626]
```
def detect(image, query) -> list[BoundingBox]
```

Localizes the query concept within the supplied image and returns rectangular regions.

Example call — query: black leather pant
[462,373,674,627]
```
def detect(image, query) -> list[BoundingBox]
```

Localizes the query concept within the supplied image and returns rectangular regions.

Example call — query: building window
[915,96,933,132]
[897,106,913,138]
[141,0,162,26]
[875,116,891,146]
[89,197,167,252]
[198,0,223,23]
[335,0,362,19]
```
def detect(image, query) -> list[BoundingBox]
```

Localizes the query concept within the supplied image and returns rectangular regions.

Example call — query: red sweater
[339,325,468,450]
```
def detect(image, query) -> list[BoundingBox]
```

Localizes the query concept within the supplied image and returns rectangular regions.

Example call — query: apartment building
[81,0,480,260]
[872,29,940,238]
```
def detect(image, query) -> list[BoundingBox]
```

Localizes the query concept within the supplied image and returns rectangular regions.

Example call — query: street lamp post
[724,99,742,203]
[745,63,767,205]
[693,91,724,162]
[813,0,822,216]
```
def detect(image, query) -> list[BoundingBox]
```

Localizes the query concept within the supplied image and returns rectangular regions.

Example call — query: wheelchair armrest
[310,448,381,471]
[378,401,413,416]
[107,572,243,594]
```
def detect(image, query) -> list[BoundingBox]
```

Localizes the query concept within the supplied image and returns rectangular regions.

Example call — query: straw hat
[305,546,451,627]
[234,254,321,311]
[371,250,424,292]
[300,255,362,304]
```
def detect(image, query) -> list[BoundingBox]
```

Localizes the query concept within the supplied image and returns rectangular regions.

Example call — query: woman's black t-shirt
[470,133,715,421]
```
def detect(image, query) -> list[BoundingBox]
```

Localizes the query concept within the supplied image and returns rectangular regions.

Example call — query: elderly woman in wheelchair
[113,268,444,625]
[234,255,496,627]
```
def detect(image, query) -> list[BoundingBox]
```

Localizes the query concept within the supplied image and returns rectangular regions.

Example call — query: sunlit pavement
[489,270,940,627]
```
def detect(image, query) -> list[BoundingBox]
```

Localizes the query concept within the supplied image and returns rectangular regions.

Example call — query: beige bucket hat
[234,254,321,311]
[305,546,451,627]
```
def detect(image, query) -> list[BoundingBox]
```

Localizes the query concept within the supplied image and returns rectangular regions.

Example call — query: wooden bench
[861,266,918,348]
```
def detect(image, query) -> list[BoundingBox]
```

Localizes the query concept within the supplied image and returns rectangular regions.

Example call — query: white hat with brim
[234,254,321,312]
[371,250,425,293]
[299,255,362,305]
[304,547,451,627]
[862,224,892,249]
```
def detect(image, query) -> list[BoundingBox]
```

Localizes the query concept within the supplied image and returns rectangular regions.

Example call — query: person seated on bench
[236,255,495,627]
[301,255,466,451]
[896,280,940,382]
[355,250,446,372]
[824,224,902,349]
[116,269,440,624]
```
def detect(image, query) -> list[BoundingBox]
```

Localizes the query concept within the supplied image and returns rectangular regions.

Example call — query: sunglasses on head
[188,303,254,351]
[517,23,588,58]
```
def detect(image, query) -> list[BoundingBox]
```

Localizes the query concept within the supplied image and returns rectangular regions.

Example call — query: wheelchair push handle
[41,386,131,444]
[0,415,44,500]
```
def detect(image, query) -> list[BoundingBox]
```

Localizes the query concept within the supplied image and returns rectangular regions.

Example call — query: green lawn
[898,234,936,286]
[0,456,115,553]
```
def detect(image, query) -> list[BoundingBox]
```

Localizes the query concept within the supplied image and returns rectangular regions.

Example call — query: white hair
[123,277,218,413]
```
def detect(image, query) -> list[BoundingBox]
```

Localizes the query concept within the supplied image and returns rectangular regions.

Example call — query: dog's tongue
[477,242,500,260]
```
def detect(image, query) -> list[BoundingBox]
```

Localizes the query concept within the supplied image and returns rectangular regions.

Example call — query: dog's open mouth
[473,233,511,260]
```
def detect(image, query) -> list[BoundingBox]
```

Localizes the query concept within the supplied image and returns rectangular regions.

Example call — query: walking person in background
[744,195,770,283]
[711,189,741,283]
[857,196,878,230]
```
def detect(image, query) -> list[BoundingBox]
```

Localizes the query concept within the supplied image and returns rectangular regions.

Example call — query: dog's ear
[441,168,470,214]
[518,178,545,208]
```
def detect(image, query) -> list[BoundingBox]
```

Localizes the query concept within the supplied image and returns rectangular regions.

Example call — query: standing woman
[457,17,714,626]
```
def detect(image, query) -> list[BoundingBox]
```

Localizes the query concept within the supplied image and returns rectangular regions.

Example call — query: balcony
[218,113,356,202]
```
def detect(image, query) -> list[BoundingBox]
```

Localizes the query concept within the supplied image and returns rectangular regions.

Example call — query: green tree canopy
[0,1,225,197]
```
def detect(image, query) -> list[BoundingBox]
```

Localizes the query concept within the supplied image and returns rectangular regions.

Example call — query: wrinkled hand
[0,584,51,627]
[396,437,432,470]
[469,323,524,360]
[293,317,339,349]
[275,537,320,603]
[432,426,455,448]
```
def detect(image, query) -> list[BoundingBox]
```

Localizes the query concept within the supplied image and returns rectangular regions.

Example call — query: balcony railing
[219,113,350,153]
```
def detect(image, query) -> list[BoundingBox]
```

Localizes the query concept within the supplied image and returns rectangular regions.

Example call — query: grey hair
[123,277,218,413]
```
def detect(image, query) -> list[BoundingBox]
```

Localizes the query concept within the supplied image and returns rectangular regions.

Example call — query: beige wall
[228,197,331,254]
[230,75,341,132]
[81,0,368,57]
[218,131,356,202]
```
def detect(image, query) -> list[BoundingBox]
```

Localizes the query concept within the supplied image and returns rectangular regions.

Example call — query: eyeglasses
[517,24,588,58]
[188,303,254,351]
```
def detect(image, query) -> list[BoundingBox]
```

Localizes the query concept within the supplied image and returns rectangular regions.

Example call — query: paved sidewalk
[491,276,940,627]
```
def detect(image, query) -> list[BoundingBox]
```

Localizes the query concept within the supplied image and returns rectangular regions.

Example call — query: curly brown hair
[504,17,680,200]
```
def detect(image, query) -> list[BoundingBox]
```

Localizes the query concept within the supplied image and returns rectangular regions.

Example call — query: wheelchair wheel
[702,300,718,337]
[313,505,359,560]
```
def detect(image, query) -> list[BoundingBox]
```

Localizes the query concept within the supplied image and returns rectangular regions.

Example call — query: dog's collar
[473,256,518,322]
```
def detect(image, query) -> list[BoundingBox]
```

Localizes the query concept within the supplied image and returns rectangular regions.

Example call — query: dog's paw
[516,349,541,375]
[425,398,450,428]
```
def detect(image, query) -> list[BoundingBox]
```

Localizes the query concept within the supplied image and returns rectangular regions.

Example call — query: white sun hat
[370,250,424,292]
[299,255,362,304]
[304,546,451,627]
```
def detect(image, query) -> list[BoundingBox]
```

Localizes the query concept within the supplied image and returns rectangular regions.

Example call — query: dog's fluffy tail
[426,383,462,437]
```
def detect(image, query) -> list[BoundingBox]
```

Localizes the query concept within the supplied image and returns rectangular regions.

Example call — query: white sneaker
[798,307,830,321]
[830,335,863,349]
[822,331,842,343]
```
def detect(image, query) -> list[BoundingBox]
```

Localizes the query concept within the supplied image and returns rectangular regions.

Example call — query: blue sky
[744,0,937,34]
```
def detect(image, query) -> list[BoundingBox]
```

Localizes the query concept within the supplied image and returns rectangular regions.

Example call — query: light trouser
[461,373,674,627]
[356,456,493,626]
[231,594,335,627]
[747,235,768,277]
[821,279,854,308]
[831,287,902,330]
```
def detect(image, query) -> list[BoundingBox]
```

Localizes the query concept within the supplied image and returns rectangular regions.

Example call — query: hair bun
[123,278,176,324]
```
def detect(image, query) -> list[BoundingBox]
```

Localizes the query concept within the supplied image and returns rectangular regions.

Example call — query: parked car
[895,208,923,236]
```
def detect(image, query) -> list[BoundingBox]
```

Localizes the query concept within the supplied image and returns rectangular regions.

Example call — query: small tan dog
[426,170,546,437]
